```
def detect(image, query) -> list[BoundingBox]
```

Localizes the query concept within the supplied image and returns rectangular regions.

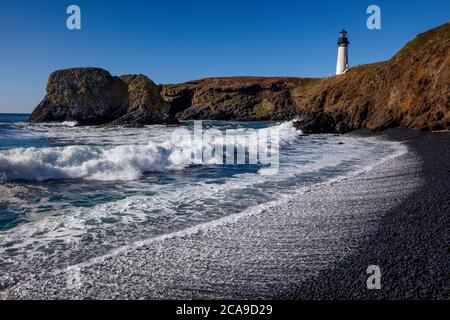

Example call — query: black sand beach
[294,129,450,300]
[0,129,448,300]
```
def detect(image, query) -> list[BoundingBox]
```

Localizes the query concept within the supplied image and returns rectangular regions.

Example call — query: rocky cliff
[29,68,173,126]
[161,22,449,132]
[291,22,450,133]
[109,74,171,126]
[29,22,449,132]
[161,77,310,121]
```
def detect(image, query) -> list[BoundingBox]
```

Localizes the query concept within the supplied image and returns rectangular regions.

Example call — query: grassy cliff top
[395,22,450,58]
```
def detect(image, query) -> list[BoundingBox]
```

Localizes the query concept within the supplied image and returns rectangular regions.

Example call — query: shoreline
[2,129,447,299]
[293,129,450,299]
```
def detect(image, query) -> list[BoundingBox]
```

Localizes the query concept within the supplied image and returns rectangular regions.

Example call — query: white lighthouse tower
[336,29,350,75]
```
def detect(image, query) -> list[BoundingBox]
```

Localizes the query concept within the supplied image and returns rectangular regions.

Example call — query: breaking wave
[0,121,300,182]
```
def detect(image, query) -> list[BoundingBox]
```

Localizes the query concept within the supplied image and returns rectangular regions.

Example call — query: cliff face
[29,69,172,126]
[161,22,450,132]
[292,22,450,133]
[109,75,171,126]
[29,68,128,125]
[29,22,449,132]
[161,77,312,121]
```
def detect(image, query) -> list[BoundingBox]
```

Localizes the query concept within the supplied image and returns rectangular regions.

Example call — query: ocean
[0,113,406,277]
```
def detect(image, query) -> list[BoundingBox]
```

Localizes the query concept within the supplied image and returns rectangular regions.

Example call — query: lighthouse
[336,29,350,75]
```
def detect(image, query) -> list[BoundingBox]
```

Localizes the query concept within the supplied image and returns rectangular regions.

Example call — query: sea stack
[336,29,350,75]
[28,68,174,126]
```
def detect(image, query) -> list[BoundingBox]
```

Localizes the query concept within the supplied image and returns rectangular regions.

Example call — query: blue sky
[0,0,449,113]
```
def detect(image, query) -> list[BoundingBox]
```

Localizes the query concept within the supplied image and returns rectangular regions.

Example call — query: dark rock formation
[29,22,449,132]
[294,113,351,134]
[161,22,449,133]
[108,75,171,126]
[29,68,128,125]
[161,77,306,121]
[292,22,450,133]
[29,69,173,126]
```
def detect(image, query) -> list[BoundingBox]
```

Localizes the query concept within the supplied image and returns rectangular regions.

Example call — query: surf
[0,121,300,182]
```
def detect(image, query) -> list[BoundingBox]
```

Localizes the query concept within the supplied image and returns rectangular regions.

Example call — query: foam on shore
[0,134,420,299]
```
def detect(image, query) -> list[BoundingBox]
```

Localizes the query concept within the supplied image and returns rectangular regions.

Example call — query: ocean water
[0,113,406,275]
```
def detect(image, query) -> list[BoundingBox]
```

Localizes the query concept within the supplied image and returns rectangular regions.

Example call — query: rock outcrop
[109,75,171,126]
[29,68,173,126]
[161,77,309,121]
[161,22,450,133]
[29,22,449,132]
[292,22,450,133]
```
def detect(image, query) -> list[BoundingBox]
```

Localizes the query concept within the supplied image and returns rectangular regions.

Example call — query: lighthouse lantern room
[336,29,350,75]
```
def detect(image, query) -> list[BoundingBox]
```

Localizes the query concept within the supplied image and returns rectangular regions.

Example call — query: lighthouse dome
[337,29,350,46]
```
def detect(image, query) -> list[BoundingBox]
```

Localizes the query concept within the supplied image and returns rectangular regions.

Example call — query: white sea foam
[0,130,406,259]
[0,121,300,182]
[1,117,408,272]
[61,121,78,127]
[10,136,409,273]
[0,143,181,181]
[68,138,409,271]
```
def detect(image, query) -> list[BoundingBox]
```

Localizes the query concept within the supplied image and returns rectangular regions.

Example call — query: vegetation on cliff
[29,22,449,132]
[161,22,449,133]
